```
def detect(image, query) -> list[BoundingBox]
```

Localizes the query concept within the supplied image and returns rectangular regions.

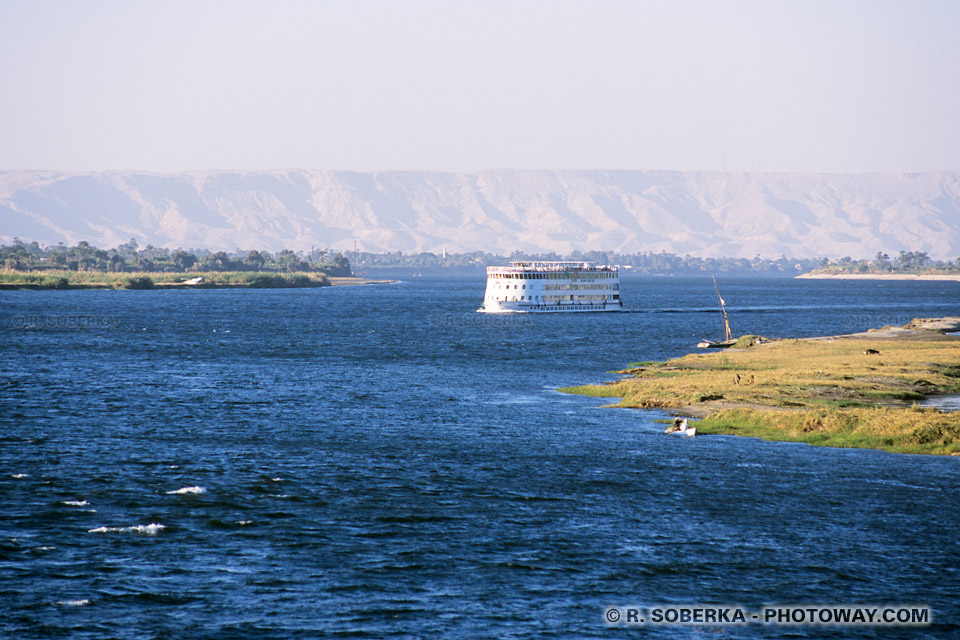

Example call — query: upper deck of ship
[487,261,618,274]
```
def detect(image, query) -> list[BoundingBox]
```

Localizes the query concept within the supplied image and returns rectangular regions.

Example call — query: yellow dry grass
[560,331,960,455]
[602,337,960,409]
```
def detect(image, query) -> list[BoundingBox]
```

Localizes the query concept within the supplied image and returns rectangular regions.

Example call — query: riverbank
[0,270,394,290]
[561,318,960,455]
[797,272,960,281]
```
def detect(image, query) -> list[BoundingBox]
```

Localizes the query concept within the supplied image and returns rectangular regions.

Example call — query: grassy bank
[560,320,960,455]
[696,407,960,455]
[0,270,331,289]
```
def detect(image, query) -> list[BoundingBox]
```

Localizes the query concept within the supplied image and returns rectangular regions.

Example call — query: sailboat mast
[713,276,732,342]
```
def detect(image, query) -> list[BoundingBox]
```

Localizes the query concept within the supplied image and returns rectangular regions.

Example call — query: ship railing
[489,262,618,273]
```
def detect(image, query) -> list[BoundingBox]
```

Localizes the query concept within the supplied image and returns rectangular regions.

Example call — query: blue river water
[2,274,959,639]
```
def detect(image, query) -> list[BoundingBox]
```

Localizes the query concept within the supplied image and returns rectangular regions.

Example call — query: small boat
[664,417,697,437]
[698,276,736,348]
[697,338,737,349]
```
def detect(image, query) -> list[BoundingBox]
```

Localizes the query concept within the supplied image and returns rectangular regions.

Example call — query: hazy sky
[1,0,958,173]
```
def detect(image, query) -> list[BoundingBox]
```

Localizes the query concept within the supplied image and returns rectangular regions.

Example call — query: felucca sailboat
[697,276,736,348]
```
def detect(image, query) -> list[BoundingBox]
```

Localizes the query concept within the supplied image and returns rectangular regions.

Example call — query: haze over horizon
[2,1,959,261]
[1,0,958,175]
[3,169,959,261]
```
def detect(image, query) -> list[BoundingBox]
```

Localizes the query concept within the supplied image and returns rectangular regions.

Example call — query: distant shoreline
[0,270,394,290]
[797,272,960,281]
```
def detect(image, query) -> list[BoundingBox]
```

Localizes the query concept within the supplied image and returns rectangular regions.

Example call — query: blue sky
[1,0,958,173]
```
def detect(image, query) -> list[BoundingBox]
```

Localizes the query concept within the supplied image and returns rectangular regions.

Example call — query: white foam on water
[236,520,253,525]
[57,599,91,607]
[62,500,89,506]
[88,524,166,535]
[868,478,941,492]
[129,524,166,535]
[166,486,206,495]
[11,473,28,479]
[270,477,283,482]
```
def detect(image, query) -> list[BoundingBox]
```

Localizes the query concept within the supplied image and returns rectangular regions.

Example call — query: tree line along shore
[347,248,960,275]
[798,250,960,279]
[561,318,960,456]
[2,238,957,292]
[3,240,958,279]
[0,239,353,289]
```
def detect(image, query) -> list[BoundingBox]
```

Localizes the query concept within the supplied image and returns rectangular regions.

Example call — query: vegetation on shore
[0,239,350,276]
[338,247,960,275]
[804,250,960,276]
[4,240,958,277]
[560,321,960,455]
[0,270,330,290]
[695,406,960,455]
[349,249,826,274]
[0,238,357,289]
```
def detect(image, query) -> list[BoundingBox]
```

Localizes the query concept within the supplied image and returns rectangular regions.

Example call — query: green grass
[696,406,960,455]
[556,384,624,398]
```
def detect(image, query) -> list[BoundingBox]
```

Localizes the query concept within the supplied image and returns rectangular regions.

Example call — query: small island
[797,250,960,281]
[0,240,391,289]
[561,318,960,455]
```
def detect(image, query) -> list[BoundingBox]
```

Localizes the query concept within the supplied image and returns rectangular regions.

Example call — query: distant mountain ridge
[1,169,958,259]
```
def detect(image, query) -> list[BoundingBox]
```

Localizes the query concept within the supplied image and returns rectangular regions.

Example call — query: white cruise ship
[478,261,622,313]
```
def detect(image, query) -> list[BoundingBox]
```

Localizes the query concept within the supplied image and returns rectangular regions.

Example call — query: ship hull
[478,261,623,314]
[479,301,623,313]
